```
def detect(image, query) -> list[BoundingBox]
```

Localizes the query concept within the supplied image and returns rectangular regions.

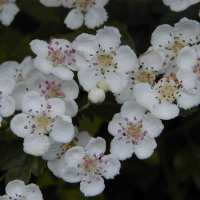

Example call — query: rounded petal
[0,96,15,117]
[34,57,53,74]
[40,0,62,6]
[23,184,43,200]
[24,133,50,156]
[134,136,157,159]
[65,146,86,166]
[151,101,179,120]
[142,113,164,138]
[76,131,91,147]
[100,154,120,179]
[47,98,66,117]
[80,174,105,197]
[63,98,78,117]
[110,136,134,161]
[64,9,84,30]
[96,26,121,52]
[113,45,138,72]
[30,39,48,57]
[61,79,79,99]
[6,180,25,197]
[61,164,83,183]
[121,101,147,123]
[85,137,106,158]
[85,6,108,29]
[10,113,31,138]
[50,119,74,143]
[108,113,127,136]
[0,76,15,95]
[95,0,109,6]
[52,66,74,81]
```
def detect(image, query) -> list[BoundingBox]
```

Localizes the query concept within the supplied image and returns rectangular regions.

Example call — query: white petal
[76,131,91,147]
[85,6,108,29]
[134,136,157,159]
[151,101,179,120]
[78,67,103,92]
[6,180,25,197]
[64,9,84,29]
[85,137,106,158]
[108,113,127,136]
[96,26,121,52]
[134,83,159,110]
[0,76,15,95]
[34,57,53,74]
[47,98,66,117]
[30,39,48,57]
[177,46,197,70]
[52,66,74,80]
[95,0,109,6]
[10,113,31,138]
[0,96,15,117]
[50,119,74,143]
[0,195,7,200]
[65,146,85,165]
[61,164,83,183]
[105,69,128,93]
[110,136,134,161]
[63,98,78,117]
[113,45,138,72]
[100,154,120,179]
[24,133,50,156]
[121,101,147,123]
[40,0,62,6]
[80,174,105,197]
[47,155,67,178]
[74,51,88,69]
[142,113,164,138]
[23,184,43,200]
[61,79,79,99]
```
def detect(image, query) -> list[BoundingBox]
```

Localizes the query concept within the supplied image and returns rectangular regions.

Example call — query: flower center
[0,0,7,6]
[171,40,184,57]
[75,0,95,12]
[15,74,25,83]
[192,57,200,81]
[34,114,51,130]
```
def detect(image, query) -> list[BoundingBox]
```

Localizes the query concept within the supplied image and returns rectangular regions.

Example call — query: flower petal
[23,184,43,200]
[6,180,25,197]
[0,96,15,117]
[30,39,48,57]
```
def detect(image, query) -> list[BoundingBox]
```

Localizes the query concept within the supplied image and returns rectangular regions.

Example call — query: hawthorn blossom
[10,91,74,156]
[39,0,62,7]
[43,127,91,177]
[61,137,121,196]
[34,74,79,117]
[0,0,19,26]
[134,72,200,120]
[162,0,200,12]
[62,0,109,29]
[72,26,138,93]
[114,50,165,103]
[0,180,43,200]
[30,38,77,80]
[0,76,15,117]
[0,56,45,110]
[108,101,164,160]
[150,18,200,72]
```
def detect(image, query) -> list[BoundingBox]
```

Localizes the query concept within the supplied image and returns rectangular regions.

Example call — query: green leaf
[0,138,46,184]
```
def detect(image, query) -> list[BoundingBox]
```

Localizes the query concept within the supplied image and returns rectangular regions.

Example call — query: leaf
[0,138,46,185]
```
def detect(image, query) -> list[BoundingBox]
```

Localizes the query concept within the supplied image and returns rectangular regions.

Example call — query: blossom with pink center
[30,39,78,80]
[62,0,109,29]
[61,137,121,196]
[108,101,164,160]
[10,91,74,156]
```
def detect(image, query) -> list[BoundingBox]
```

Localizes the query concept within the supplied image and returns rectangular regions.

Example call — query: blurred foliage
[1,0,200,200]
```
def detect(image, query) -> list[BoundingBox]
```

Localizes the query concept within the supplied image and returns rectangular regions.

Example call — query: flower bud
[88,87,105,105]
[96,80,109,92]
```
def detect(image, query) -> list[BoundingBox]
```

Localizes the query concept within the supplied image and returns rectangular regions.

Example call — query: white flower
[43,127,91,178]
[88,87,105,104]
[72,26,138,93]
[61,137,121,197]
[40,0,62,7]
[134,72,200,120]
[114,49,165,103]
[108,101,164,160]
[150,18,200,71]
[10,91,74,156]
[0,0,19,26]
[62,0,109,29]
[163,0,200,12]
[33,74,79,117]
[0,56,45,110]
[30,39,77,80]
[0,179,43,200]
[0,76,15,117]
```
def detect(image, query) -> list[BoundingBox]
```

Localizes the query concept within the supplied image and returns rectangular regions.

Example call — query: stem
[78,102,90,112]
[0,173,6,182]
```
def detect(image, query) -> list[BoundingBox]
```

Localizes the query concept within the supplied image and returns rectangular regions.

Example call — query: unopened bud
[88,87,105,105]
[96,80,109,92]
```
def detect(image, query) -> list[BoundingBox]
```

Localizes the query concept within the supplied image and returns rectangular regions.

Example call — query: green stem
[78,102,90,112]
[0,173,6,182]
